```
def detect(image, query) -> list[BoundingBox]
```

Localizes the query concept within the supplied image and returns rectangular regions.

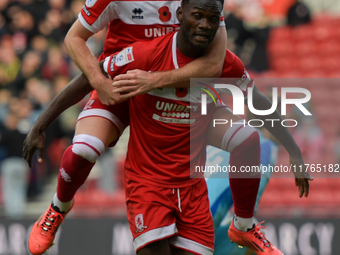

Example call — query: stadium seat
[259,189,283,206]
[294,41,317,57]
[309,189,333,206]
[298,57,322,72]
[268,41,294,58]
[271,57,298,72]
[280,189,308,206]
[291,24,314,41]
[268,26,292,42]
[318,41,340,57]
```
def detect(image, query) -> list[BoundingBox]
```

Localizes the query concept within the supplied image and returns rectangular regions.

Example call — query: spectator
[287,0,311,27]
[0,36,21,86]
[13,50,42,95]
[41,46,70,81]
[224,3,271,72]
[0,110,30,219]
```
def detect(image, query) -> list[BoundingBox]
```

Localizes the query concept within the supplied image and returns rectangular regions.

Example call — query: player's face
[178,0,222,50]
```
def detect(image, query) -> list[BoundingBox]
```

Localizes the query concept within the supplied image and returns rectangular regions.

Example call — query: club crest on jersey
[132,8,144,19]
[85,0,97,8]
[116,47,135,67]
[135,214,147,233]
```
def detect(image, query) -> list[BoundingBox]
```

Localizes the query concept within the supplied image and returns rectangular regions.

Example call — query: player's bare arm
[22,74,92,168]
[64,19,119,105]
[111,27,227,102]
[250,85,313,197]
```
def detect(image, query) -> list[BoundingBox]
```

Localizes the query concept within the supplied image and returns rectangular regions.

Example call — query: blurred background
[0,0,339,254]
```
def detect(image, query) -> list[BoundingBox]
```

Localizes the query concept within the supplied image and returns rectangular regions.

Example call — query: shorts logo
[85,0,97,8]
[135,214,148,233]
[116,47,135,67]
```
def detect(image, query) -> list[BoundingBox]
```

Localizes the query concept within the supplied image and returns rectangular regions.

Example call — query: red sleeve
[103,41,148,78]
[79,0,116,33]
[221,50,254,96]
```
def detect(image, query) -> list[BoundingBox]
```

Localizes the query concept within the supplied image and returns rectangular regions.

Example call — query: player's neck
[176,31,204,58]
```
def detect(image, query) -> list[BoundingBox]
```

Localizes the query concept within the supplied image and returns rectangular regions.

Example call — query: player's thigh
[170,246,198,255]
[75,116,118,147]
[75,92,130,147]
[125,178,178,253]
[206,106,242,148]
[170,179,214,255]
[137,239,171,255]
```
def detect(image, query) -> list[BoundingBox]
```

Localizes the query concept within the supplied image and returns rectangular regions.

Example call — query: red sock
[229,132,261,218]
[56,146,94,202]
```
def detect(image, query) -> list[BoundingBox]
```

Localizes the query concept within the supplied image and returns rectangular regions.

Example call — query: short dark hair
[182,0,224,7]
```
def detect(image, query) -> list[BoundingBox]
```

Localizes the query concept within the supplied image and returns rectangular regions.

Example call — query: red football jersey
[79,0,224,59]
[103,32,252,188]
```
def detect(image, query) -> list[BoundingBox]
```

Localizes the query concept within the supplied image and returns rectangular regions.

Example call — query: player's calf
[28,134,105,255]
[222,122,261,228]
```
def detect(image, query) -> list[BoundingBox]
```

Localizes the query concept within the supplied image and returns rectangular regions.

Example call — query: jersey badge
[116,47,135,67]
[135,214,148,233]
[110,55,117,72]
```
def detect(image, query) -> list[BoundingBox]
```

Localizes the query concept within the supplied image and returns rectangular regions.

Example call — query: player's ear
[176,7,183,23]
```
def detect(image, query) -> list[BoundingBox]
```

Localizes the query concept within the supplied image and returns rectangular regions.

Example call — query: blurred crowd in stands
[0,0,107,217]
[0,0,338,218]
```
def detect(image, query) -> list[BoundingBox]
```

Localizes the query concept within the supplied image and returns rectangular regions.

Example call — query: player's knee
[222,124,259,153]
[71,134,105,163]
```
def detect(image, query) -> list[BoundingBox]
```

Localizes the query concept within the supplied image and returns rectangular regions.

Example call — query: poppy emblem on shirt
[158,6,171,22]
[175,88,188,98]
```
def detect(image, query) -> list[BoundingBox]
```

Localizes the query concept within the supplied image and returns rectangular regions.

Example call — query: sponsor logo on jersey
[82,5,91,17]
[110,55,117,72]
[145,26,179,38]
[155,100,199,123]
[116,47,134,67]
[132,8,143,19]
[85,0,97,8]
[153,114,195,124]
[135,214,147,233]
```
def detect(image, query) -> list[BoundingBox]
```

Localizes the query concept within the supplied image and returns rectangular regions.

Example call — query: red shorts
[77,91,130,146]
[125,176,214,255]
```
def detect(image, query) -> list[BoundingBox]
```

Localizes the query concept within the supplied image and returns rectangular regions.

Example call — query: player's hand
[22,128,46,168]
[92,76,120,105]
[290,154,313,198]
[112,70,161,101]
